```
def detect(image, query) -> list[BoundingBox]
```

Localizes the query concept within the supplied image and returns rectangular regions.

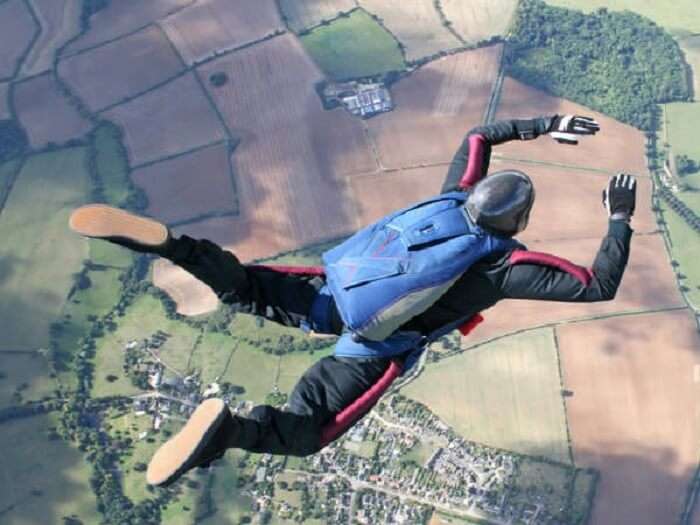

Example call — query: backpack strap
[320,360,403,447]
[509,250,593,286]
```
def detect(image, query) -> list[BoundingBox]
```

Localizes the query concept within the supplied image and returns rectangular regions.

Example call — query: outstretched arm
[442,115,600,193]
[441,117,556,193]
[500,174,636,302]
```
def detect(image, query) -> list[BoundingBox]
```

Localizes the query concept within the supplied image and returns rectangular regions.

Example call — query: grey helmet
[465,170,535,237]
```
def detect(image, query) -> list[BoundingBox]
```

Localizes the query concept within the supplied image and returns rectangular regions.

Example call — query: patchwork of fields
[1,1,699,524]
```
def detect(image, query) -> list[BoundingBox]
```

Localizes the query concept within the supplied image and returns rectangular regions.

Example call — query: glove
[602,173,636,221]
[549,114,600,145]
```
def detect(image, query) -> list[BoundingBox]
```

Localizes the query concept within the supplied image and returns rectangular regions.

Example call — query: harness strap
[509,250,593,286]
[458,313,484,336]
[320,360,403,447]
[459,134,487,189]
[247,264,325,276]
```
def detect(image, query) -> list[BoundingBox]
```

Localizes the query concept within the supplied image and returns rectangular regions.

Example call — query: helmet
[465,170,535,237]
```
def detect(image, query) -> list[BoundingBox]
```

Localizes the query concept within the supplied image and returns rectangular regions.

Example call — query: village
[121,336,572,525]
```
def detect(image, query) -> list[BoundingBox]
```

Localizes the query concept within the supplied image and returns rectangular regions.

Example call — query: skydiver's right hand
[549,114,600,145]
[602,173,636,222]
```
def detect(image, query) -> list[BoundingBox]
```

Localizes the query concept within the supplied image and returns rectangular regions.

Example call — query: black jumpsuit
[163,117,633,456]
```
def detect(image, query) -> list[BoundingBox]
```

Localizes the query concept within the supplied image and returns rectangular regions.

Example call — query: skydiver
[68,114,637,487]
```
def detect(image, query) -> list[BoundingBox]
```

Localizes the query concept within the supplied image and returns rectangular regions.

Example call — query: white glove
[549,114,600,145]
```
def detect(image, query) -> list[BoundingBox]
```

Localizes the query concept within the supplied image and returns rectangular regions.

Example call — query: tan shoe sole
[146,398,226,486]
[69,204,168,247]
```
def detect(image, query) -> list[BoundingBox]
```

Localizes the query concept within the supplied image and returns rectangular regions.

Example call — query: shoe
[69,204,170,254]
[146,398,229,487]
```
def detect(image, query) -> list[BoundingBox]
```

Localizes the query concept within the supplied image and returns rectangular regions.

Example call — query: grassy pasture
[545,0,700,34]
[402,328,571,463]
[660,197,700,309]
[278,0,357,32]
[92,122,132,207]
[0,414,100,525]
[665,102,700,192]
[300,9,406,80]
[513,458,573,517]
[0,352,54,408]
[199,451,255,525]
[0,148,91,351]
[92,294,201,398]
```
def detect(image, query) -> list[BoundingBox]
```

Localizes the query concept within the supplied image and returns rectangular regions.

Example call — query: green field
[666,102,700,192]
[402,328,572,463]
[0,414,101,524]
[660,198,700,309]
[0,148,91,351]
[88,238,133,268]
[569,469,597,524]
[300,9,406,80]
[91,122,133,207]
[513,458,573,518]
[0,158,23,210]
[92,294,201,397]
[0,352,54,408]
[545,0,700,34]
[199,451,255,525]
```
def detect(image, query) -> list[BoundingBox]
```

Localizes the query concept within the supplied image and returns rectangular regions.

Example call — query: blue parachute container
[323,191,518,341]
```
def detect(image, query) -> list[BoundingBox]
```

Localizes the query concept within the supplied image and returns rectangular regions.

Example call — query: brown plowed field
[557,310,700,525]
[365,45,502,169]
[358,0,461,61]
[349,166,446,225]
[495,77,649,176]
[13,73,91,148]
[461,233,685,348]
[0,83,10,119]
[488,158,657,240]
[152,258,220,316]
[64,0,193,54]
[161,0,283,65]
[103,72,226,166]
[441,0,518,44]
[59,25,183,111]
[196,34,374,249]
[22,0,82,77]
[278,0,357,32]
[0,0,39,79]
[131,142,236,224]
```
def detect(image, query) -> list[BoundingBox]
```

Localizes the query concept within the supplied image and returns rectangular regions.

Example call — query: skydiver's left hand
[549,114,600,145]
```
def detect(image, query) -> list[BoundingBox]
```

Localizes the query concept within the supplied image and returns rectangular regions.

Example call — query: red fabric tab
[509,250,593,286]
[458,313,484,336]
[459,134,486,189]
[320,360,403,447]
[247,264,325,276]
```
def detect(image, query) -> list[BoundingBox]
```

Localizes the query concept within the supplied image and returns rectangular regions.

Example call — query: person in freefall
[69,114,636,487]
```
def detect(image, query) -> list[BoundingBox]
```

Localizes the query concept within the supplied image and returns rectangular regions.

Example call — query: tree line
[507,0,689,130]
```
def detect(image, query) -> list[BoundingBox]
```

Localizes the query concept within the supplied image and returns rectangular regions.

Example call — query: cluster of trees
[676,154,699,176]
[658,188,700,233]
[81,0,110,30]
[0,120,28,163]
[508,0,689,130]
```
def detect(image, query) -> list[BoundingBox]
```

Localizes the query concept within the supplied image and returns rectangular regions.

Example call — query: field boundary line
[552,326,575,466]
[491,154,653,177]
[130,139,228,171]
[483,43,506,124]
[2,0,42,83]
[57,0,197,60]
[0,157,26,218]
[449,305,690,357]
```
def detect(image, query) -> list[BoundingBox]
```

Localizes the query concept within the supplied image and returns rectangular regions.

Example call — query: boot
[146,398,231,487]
[69,204,171,256]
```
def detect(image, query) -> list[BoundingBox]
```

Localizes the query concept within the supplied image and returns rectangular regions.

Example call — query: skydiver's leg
[146,355,395,486]
[223,355,395,455]
[69,205,342,331]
